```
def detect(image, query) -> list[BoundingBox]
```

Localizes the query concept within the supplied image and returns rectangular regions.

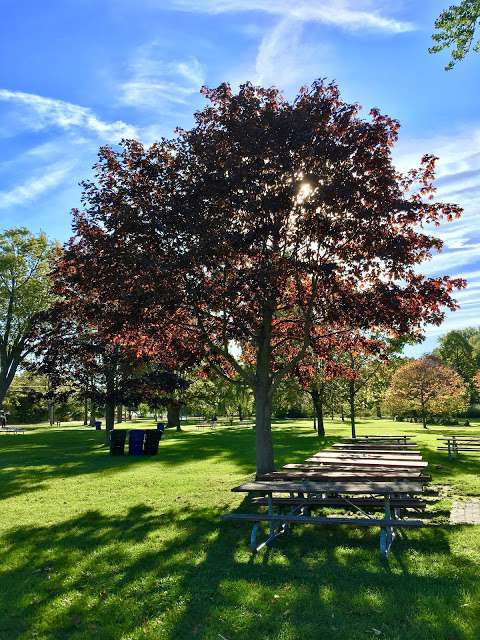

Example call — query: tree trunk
[311,385,325,437]
[48,402,55,426]
[83,398,88,425]
[116,404,123,423]
[238,403,244,421]
[375,399,382,419]
[349,380,356,438]
[105,367,116,431]
[254,310,275,475]
[340,404,345,422]
[89,402,96,427]
[167,402,181,431]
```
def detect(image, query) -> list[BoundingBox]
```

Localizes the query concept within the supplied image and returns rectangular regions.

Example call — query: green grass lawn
[1,417,480,640]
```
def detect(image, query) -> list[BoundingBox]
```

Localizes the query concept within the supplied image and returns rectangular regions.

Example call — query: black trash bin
[128,429,145,456]
[156,422,165,432]
[109,429,127,455]
[95,420,102,430]
[144,430,162,455]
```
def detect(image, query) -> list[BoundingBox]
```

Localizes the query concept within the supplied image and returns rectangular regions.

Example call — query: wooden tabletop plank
[333,443,418,450]
[347,435,415,440]
[305,457,428,468]
[332,445,421,456]
[232,480,424,494]
[311,451,422,460]
[283,464,423,476]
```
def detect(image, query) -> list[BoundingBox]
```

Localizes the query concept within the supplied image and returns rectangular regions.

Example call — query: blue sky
[1,0,479,355]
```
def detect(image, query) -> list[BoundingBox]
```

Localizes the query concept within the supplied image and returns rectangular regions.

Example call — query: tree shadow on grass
[0,427,337,501]
[1,498,478,640]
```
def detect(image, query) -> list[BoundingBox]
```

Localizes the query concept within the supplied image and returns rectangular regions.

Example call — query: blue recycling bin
[128,429,145,456]
[156,422,165,432]
[95,421,102,430]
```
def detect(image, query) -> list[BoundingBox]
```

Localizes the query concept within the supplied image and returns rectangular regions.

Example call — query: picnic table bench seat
[250,496,426,510]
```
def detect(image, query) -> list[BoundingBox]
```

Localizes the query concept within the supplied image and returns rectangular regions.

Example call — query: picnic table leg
[380,495,395,559]
[249,492,292,553]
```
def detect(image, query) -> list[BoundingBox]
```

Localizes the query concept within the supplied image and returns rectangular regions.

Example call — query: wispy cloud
[166,0,414,33]
[253,17,335,89]
[0,162,74,209]
[119,42,205,108]
[0,89,137,142]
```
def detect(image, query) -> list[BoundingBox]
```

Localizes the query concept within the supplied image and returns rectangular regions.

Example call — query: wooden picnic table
[223,438,429,559]
[438,435,480,458]
[226,479,424,558]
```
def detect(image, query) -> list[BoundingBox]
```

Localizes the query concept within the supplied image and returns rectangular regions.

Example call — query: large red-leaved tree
[65,80,464,473]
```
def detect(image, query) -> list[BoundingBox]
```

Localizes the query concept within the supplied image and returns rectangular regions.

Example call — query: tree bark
[167,402,181,431]
[340,404,345,422]
[116,404,123,423]
[105,366,116,431]
[48,402,55,426]
[238,403,244,421]
[349,380,356,438]
[375,399,382,419]
[89,402,96,427]
[254,309,275,475]
[311,385,325,437]
[83,398,88,425]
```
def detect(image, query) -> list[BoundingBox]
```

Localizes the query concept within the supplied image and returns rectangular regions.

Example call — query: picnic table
[225,479,424,559]
[196,422,217,430]
[0,426,25,434]
[223,435,428,559]
[438,435,480,459]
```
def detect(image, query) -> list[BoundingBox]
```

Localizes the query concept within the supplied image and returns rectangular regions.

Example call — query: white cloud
[253,17,334,89]
[0,162,74,209]
[166,0,414,33]
[119,43,205,108]
[0,89,137,142]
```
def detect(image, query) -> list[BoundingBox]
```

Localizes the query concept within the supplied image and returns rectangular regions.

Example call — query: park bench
[224,479,424,558]
[438,436,480,459]
[0,426,25,434]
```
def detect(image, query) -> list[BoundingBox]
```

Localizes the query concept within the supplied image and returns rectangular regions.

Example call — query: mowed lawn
[1,418,480,640]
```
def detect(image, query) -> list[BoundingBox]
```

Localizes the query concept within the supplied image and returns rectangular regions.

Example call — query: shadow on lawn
[0,499,478,640]
[0,427,337,501]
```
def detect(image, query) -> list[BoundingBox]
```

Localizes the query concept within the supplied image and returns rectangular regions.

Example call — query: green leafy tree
[435,330,477,398]
[0,228,54,406]
[430,1,480,69]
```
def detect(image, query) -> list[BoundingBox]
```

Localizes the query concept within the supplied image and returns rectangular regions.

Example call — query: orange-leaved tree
[384,355,468,428]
